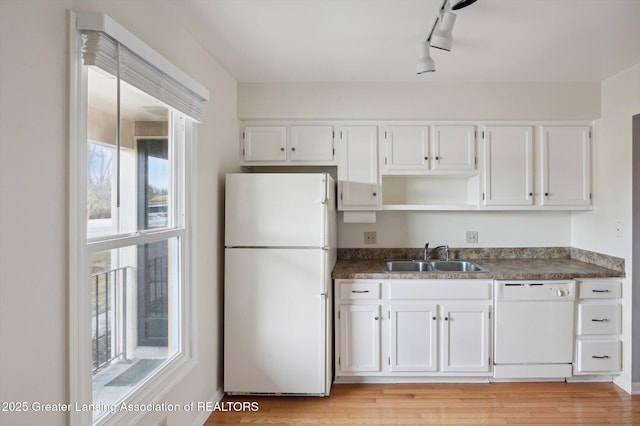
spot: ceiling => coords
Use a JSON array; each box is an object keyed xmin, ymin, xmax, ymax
[{"xmin": 161, "ymin": 0, "xmax": 640, "ymax": 83}]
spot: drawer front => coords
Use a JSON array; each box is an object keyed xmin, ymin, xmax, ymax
[
  {"xmin": 389, "ymin": 280, "xmax": 492, "ymax": 300},
  {"xmin": 576, "ymin": 340, "xmax": 621, "ymax": 373},
  {"xmin": 578, "ymin": 304, "xmax": 621, "ymax": 335},
  {"xmin": 339, "ymin": 282, "xmax": 381, "ymax": 300},
  {"xmin": 579, "ymin": 280, "xmax": 621, "ymax": 299}
]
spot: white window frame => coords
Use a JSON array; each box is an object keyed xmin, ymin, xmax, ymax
[{"xmin": 68, "ymin": 11, "xmax": 197, "ymax": 426}]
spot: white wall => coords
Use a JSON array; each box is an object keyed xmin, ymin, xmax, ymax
[
  {"xmin": 571, "ymin": 63, "xmax": 640, "ymax": 389},
  {"xmin": 0, "ymin": 1, "xmax": 239, "ymax": 425},
  {"xmin": 239, "ymin": 81, "xmax": 600, "ymax": 248}
]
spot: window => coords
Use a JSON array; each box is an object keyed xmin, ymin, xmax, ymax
[{"xmin": 70, "ymin": 12, "xmax": 208, "ymax": 425}]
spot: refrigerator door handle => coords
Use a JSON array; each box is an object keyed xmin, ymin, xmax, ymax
[{"xmin": 321, "ymin": 176, "xmax": 328, "ymax": 204}]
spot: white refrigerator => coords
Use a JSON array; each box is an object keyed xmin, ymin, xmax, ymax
[{"xmin": 224, "ymin": 173, "xmax": 336, "ymax": 395}]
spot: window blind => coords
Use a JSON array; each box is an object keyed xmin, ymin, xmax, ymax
[{"xmin": 81, "ymin": 31, "xmax": 206, "ymax": 122}]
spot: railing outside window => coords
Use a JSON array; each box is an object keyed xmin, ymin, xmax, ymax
[{"xmin": 92, "ymin": 266, "xmax": 129, "ymax": 372}]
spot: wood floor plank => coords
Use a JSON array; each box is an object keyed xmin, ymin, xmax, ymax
[{"xmin": 204, "ymin": 383, "xmax": 640, "ymax": 425}]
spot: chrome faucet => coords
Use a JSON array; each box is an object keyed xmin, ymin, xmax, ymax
[
  {"xmin": 428, "ymin": 245, "xmax": 450, "ymax": 261},
  {"xmin": 423, "ymin": 242, "xmax": 429, "ymax": 260}
]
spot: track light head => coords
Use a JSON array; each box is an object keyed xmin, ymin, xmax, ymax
[
  {"xmin": 430, "ymin": 11, "xmax": 456, "ymax": 52},
  {"xmin": 416, "ymin": 42, "xmax": 436, "ymax": 74}
]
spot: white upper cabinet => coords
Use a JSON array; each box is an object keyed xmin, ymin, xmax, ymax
[
  {"xmin": 241, "ymin": 124, "xmax": 335, "ymax": 165},
  {"xmin": 381, "ymin": 124, "xmax": 476, "ymax": 174},
  {"xmin": 483, "ymin": 126, "xmax": 534, "ymax": 206},
  {"xmin": 540, "ymin": 126, "xmax": 591, "ymax": 207},
  {"xmin": 289, "ymin": 125, "xmax": 335, "ymax": 162},
  {"xmin": 336, "ymin": 125, "xmax": 381, "ymax": 210},
  {"xmin": 242, "ymin": 125, "xmax": 287, "ymax": 162},
  {"xmin": 382, "ymin": 126, "xmax": 430, "ymax": 172},
  {"xmin": 431, "ymin": 125, "xmax": 477, "ymax": 171}
]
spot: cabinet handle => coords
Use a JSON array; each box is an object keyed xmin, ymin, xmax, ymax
[
  {"xmin": 280, "ymin": 147, "xmax": 285, "ymax": 152},
  {"xmin": 291, "ymin": 147, "xmax": 296, "ymax": 151},
  {"xmin": 424, "ymin": 156, "xmax": 429, "ymax": 160},
  {"xmin": 372, "ymin": 192, "xmax": 377, "ymax": 197},
  {"xmin": 444, "ymin": 317, "xmax": 449, "ymax": 321},
  {"xmin": 435, "ymin": 156, "xmax": 440, "ymax": 160},
  {"xmin": 432, "ymin": 316, "xmax": 437, "ymax": 320},
  {"xmin": 351, "ymin": 290, "xmax": 370, "ymax": 293},
  {"xmin": 592, "ymin": 355, "xmax": 610, "ymax": 359},
  {"xmin": 545, "ymin": 192, "xmax": 550, "ymax": 197},
  {"xmin": 529, "ymin": 192, "xmax": 533, "ymax": 197},
  {"xmin": 374, "ymin": 316, "xmax": 380, "ymax": 321},
  {"xmin": 591, "ymin": 318, "xmax": 609, "ymax": 322},
  {"xmin": 592, "ymin": 289, "xmax": 610, "ymax": 293}
]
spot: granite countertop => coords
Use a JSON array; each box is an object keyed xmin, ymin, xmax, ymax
[{"xmin": 332, "ymin": 257, "xmax": 624, "ymax": 281}]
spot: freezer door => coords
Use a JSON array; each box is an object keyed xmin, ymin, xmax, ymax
[
  {"xmin": 224, "ymin": 248, "xmax": 328, "ymax": 395},
  {"xmin": 225, "ymin": 173, "xmax": 328, "ymax": 247}
]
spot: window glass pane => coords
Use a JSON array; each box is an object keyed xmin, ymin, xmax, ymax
[
  {"xmin": 86, "ymin": 68, "xmax": 171, "ymax": 238},
  {"xmin": 90, "ymin": 237, "xmax": 180, "ymax": 422}
]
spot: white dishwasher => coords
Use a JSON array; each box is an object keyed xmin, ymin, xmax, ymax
[{"xmin": 494, "ymin": 280, "xmax": 576, "ymax": 379}]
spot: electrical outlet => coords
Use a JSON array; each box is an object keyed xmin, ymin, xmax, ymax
[
  {"xmin": 616, "ymin": 222, "xmax": 623, "ymax": 238},
  {"xmin": 364, "ymin": 231, "xmax": 377, "ymax": 244},
  {"xmin": 466, "ymin": 231, "xmax": 478, "ymax": 244}
]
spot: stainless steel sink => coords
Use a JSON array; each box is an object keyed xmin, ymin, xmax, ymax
[
  {"xmin": 383, "ymin": 260, "xmax": 435, "ymax": 272},
  {"xmin": 384, "ymin": 259, "xmax": 486, "ymax": 273},
  {"xmin": 430, "ymin": 260, "xmax": 486, "ymax": 272}
]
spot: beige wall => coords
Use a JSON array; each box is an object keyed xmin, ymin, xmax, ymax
[
  {"xmin": 0, "ymin": 1, "xmax": 239, "ymax": 425},
  {"xmin": 238, "ymin": 81, "xmax": 601, "ymax": 120}
]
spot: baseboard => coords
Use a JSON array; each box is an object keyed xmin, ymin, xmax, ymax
[
  {"xmin": 191, "ymin": 387, "xmax": 224, "ymax": 426},
  {"xmin": 613, "ymin": 374, "xmax": 632, "ymax": 394},
  {"xmin": 631, "ymin": 382, "xmax": 640, "ymax": 395}
]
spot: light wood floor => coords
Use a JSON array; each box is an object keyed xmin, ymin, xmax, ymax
[{"xmin": 205, "ymin": 382, "xmax": 640, "ymax": 425}]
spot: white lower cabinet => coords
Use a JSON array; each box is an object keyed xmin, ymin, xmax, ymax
[
  {"xmin": 574, "ymin": 279, "xmax": 622, "ymax": 375},
  {"xmin": 335, "ymin": 279, "xmax": 492, "ymax": 379}
]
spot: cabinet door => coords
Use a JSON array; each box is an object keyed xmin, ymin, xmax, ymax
[
  {"xmin": 337, "ymin": 304, "xmax": 381, "ymax": 373},
  {"xmin": 336, "ymin": 126, "xmax": 380, "ymax": 210},
  {"xmin": 383, "ymin": 126, "xmax": 430, "ymax": 172},
  {"xmin": 483, "ymin": 126, "xmax": 534, "ymax": 206},
  {"xmin": 441, "ymin": 303, "xmax": 491, "ymax": 373},
  {"xmin": 389, "ymin": 303, "xmax": 438, "ymax": 372},
  {"xmin": 289, "ymin": 125, "xmax": 335, "ymax": 162},
  {"xmin": 242, "ymin": 125, "xmax": 287, "ymax": 162},
  {"xmin": 541, "ymin": 126, "xmax": 591, "ymax": 207},
  {"xmin": 431, "ymin": 125, "xmax": 476, "ymax": 171}
]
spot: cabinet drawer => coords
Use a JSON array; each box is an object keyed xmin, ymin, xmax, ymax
[
  {"xmin": 339, "ymin": 282, "xmax": 381, "ymax": 300},
  {"xmin": 579, "ymin": 281, "xmax": 621, "ymax": 299},
  {"xmin": 576, "ymin": 340, "xmax": 621, "ymax": 373},
  {"xmin": 578, "ymin": 304, "xmax": 621, "ymax": 335},
  {"xmin": 389, "ymin": 280, "xmax": 491, "ymax": 300}
]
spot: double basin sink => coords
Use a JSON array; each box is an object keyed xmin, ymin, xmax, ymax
[{"xmin": 384, "ymin": 259, "xmax": 487, "ymax": 273}]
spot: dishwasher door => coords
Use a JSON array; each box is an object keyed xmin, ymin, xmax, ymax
[{"xmin": 494, "ymin": 281, "xmax": 576, "ymax": 365}]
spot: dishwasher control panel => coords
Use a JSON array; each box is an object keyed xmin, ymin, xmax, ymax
[{"xmin": 496, "ymin": 280, "xmax": 576, "ymax": 301}]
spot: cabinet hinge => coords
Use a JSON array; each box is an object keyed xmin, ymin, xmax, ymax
[
  {"xmin": 384, "ymin": 131, "xmax": 387, "ymax": 139},
  {"xmin": 388, "ymin": 310, "xmax": 390, "ymax": 320},
  {"xmin": 488, "ymin": 311, "xmax": 491, "ymax": 319},
  {"xmin": 338, "ymin": 310, "xmax": 341, "ymax": 320},
  {"xmin": 489, "ymin": 356, "xmax": 491, "ymax": 365},
  {"xmin": 482, "ymin": 192, "xmax": 485, "ymax": 201},
  {"xmin": 333, "ymin": 147, "xmax": 335, "ymax": 156},
  {"xmin": 333, "ymin": 130, "xmax": 335, "ymax": 139},
  {"xmin": 340, "ymin": 130, "xmax": 343, "ymax": 139},
  {"xmin": 338, "ymin": 357, "xmax": 341, "ymax": 366},
  {"xmin": 384, "ymin": 157, "xmax": 387, "ymax": 165},
  {"xmin": 242, "ymin": 131, "xmax": 245, "ymax": 140},
  {"xmin": 482, "ymin": 131, "xmax": 485, "ymax": 139},
  {"xmin": 589, "ymin": 130, "xmax": 592, "ymax": 139},
  {"xmin": 388, "ymin": 356, "xmax": 391, "ymax": 365},
  {"xmin": 475, "ymin": 157, "xmax": 478, "ymax": 166},
  {"xmin": 242, "ymin": 148, "xmax": 245, "ymax": 158},
  {"xmin": 340, "ymin": 192, "xmax": 343, "ymax": 201},
  {"xmin": 590, "ymin": 193, "xmax": 592, "ymax": 200}
]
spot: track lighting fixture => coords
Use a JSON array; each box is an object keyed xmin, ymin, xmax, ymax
[
  {"xmin": 416, "ymin": 42, "xmax": 436, "ymax": 74},
  {"xmin": 416, "ymin": 0, "xmax": 478, "ymax": 74}
]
